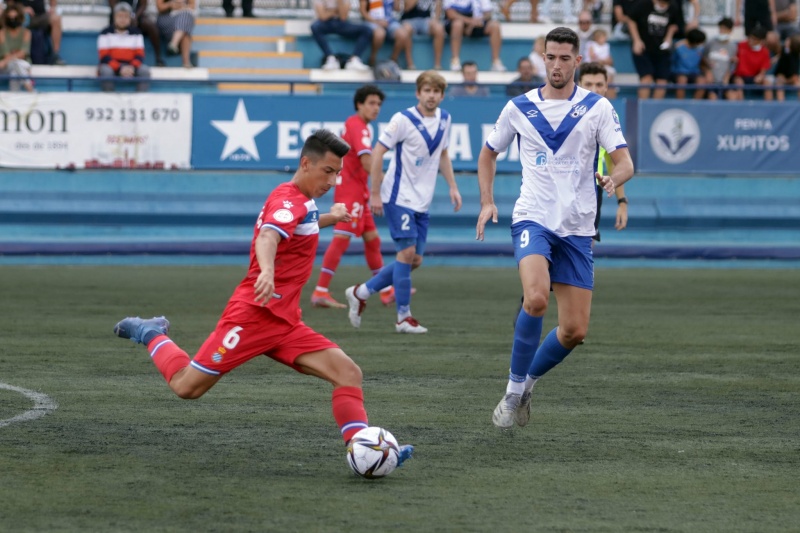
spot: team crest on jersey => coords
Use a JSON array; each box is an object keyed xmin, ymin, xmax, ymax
[
  {"xmin": 416, "ymin": 123, "xmax": 425, "ymax": 132},
  {"xmin": 283, "ymin": 200, "xmax": 293, "ymax": 209},
  {"xmin": 273, "ymin": 209, "xmax": 294, "ymax": 223},
  {"xmin": 212, "ymin": 353, "xmax": 223, "ymax": 363},
  {"xmin": 570, "ymin": 105, "xmax": 588, "ymax": 118}
]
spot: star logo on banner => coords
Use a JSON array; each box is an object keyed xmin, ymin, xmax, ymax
[{"xmin": 211, "ymin": 99, "xmax": 271, "ymax": 161}]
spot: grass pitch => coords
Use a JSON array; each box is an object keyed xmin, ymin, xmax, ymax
[{"xmin": 0, "ymin": 265, "xmax": 798, "ymax": 532}]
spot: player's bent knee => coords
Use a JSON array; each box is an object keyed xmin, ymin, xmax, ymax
[
  {"xmin": 412, "ymin": 255, "xmax": 423, "ymax": 269},
  {"xmin": 522, "ymin": 292, "xmax": 548, "ymax": 316},
  {"xmin": 559, "ymin": 326, "xmax": 588, "ymax": 348}
]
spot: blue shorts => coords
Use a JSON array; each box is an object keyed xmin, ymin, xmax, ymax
[
  {"xmin": 383, "ymin": 203, "xmax": 429, "ymax": 255},
  {"xmin": 511, "ymin": 221, "xmax": 594, "ymax": 290}
]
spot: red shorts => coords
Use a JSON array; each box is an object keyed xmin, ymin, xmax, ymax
[
  {"xmin": 191, "ymin": 300, "xmax": 339, "ymax": 376},
  {"xmin": 333, "ymin": 190, "xmax": 376, "ymax": 238}
]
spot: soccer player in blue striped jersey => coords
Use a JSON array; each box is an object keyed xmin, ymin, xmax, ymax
[
  {"xmin": 476, "ymin": 27, "xmax": 635, "ymax": 429},
  {"xmin": 345, "ymin": 70, "xmax": 462, "ymax": 334}
]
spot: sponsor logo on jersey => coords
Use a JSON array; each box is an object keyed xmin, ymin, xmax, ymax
[
  {"xmin": 273, "ymin": 209, "xmax": 294, "ymax": 223},
  {"xmin": 535, "ymin": 152, "xmax": 547, "ymax": 166},
  {"xmin": 612, "ymin": 109, "xmax": 620, "ymax": 125},
  {"xmin": 283, "ymin": 200, "xmax": 293, "ymax": 209},
  {"xmin": 649, "ymin": 109, "xmax": 700, "ymax": 164}
]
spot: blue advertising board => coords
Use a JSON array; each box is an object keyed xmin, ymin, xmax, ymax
[
  {"xmin": 191, "ymin": 94, "xmax": 628, "ymax": 173},
  {"xmin": 637, "ymin": 100, "xmax": 800, "ymax": 174}
]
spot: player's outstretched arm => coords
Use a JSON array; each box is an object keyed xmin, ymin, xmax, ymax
[
  {"xmin": 369, "ymin": 143, "xmax": 389, "ymax": 217},
  {"xmin": 476, "ymin": 145, "xmax": 499, "ymax": 241},
  {"xmin": 319, "ymin": 202, "xmax": 352, "ymax": 228},
  {"xmin": 253, "ymin": 228, "xmax": 281, "ymax": 306},
  {"xmin": 438, "ymin": 149, "xmax": 462, "ymax": 212}
]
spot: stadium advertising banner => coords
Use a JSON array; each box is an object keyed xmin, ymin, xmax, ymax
[
  {"xmin": 637, "ymin": 100, "xmax": 799, "ymax": 174},
  {"xmin": 191, "ymin": 94, "xmax": 628, "ymax": 172},
  {"xmin": 0, "ymin": 93, "xmax": 192, "ymax": 169}
]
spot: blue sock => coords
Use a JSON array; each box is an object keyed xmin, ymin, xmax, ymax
[
  {"xmin": 510, "ymin": 308, "xmax": 543, "ymax": 378},
  {"xmin": 364, "ymin": 263, "xmax": 394, "ymax": 295},
  {"xmin": 528, "ymin": 327, "xmax": 573, "ymax": 378},
  {"xmin": 392, "ymin": 261, "xmax": 412, "ymax": 313}
]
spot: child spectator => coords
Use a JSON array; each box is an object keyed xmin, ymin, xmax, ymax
[
  {"xmin": 443, "ymin": 0, "xmax": 505, "ymax": 72},
  {"xmin": 98, "ymin": 2, "xmax": 151, "ymax": 92},
  {"xmin": 0, "ymin": 4, "xmax": 34, "ymax": 91},
  {"xmin": 586, "ymin": 28, "xmax": 617, "ymax": 97},
  {"xmin": 774, "ymin": 33, "xmax": 800, "ymax": 101},
  {"xmin": 311, "ymin": 0, "xmax": 372, "ymax": 71},
  {"xmin": 702, "ymin": 17, "xmax": 737, "ymax": 100},
  {"xmin": 400, "ymin": 0, "xmax": 445, "ymax": 71},
  {"xmin": 109, "ymin": 0, "xmax": 164, "ymax": 67},
  {"xmin": 731, "ymin": 26, "xmax": 773, "ymax": 100},
  {"xmin": 360, "ymin": 0, "xmax": 412, "ymax": 68},
  {"xmin": 156, "ymin": 0, "xmax": 196, "ymax": 68},
  {"xmin": 671, "ymin": 27, "xmax": 706, "ymax": 99}
]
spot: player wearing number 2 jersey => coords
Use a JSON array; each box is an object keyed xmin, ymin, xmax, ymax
[
  {"xmin": 345, "ymin": 70, "xmax": 462, "ymax": 334},
  {"xmin": 476, "ymin": 27, "xmax": 634, "ymax": 429},
  {"xmin": 112, "ymin": 129, "xmax": 414, "ymax": 470}
]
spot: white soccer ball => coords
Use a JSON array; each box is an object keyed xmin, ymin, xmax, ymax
[{"xmin": 346, "ymin": 426, "xmax": 400, "ymax": 479}]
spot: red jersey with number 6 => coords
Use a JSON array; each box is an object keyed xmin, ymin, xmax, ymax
[
  {"xmin": 337, "ymin": 114, "xmax": 373, "ymax": 202},
  {"xmin": 229, "ymin": 182, "xmax": 319, "ymax": 325}
]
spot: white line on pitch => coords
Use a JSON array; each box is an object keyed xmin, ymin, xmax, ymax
[{"xmin": 0, "ymin": 382, "xmax": 58, "ymax": 428}]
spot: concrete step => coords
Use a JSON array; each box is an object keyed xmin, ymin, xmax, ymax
[
  {"xmin": 194, "ymin": 17, "xmax": 288, "ymax": 38},
  {"xmin": 216, "ymin": 82, "xmax": 321, "ymax": 94},
  {"xmin": 197, "ymin": 50, "xmax": 303, "ymax": 69},
  {"xmin": 193, "ymin": 35, "xmax": 295, "ymax": 53},
  {"xmin": 207, "ymin": 67, "xmax": 311, "ymax": 81}
]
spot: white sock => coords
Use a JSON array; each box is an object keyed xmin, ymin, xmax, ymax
[
  {"xmin": 524, "ymin": 375, "xmax": 539, "ymax": 393},
  {"xmin": 355, "ymin": 284, "xmax": 370, "ymax": 300},
  {"xmin": 397, "ymin": 309, "xmax": 411, "ymax": 322},
  {"xmin": 506, "ymin": 380, "xmax": 525, "ymax": 396}
]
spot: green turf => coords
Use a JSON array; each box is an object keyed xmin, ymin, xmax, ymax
[{"xmin": 0, "ymin": 265, "xmax": 798, "ymax": 532}]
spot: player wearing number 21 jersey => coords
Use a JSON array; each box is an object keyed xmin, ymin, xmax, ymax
[
  {"xmin": 112, "ymin": 130, "xmax": 414, "ymax": 471},
  {"xmin": 476, "ymin": 27, "xmax": 634, "ymax": 430}
]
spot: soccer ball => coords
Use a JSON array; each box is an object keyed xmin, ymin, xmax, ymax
[{"xmin": 346, "ymin": 426, "xmax": 400, "ymax": 479}]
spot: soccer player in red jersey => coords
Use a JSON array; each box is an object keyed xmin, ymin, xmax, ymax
[
  {"xmin": 311, "ymin": 85, "xmax": 399, "ymax": 309},
  {"xmin": 113, "ymin": 129, "xmax": 414, "ymax": 469}
]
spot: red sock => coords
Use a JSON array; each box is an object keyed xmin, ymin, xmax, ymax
[
  {"xmin": 147, "ymin": 335, "xmax": 190, "ymax": 383},
  {"xmin": 332, "ymin": 386, "xmax": 368, "ymax": 443},
  {"xmin": 364, "ymin": 237, "xmax": 384, "ymax": 274},
  {"xmin": 317, "ymin": 236, "xmax": 350, "ymax": 290}
]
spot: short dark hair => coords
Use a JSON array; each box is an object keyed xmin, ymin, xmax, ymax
[
  {"xmin": 578, "ymin": 62, "xmax": 608, "ymax": 82},
  {"xmin": 718, "ymin": 17, "xmax": 734, "ymax": 29},
  {"xmin": 301, "ymin": 129, "xmax": 350, "ymax": 160},
  {"xmin": 353, "ymin": 84, "xmax": 385, "ymax": 110},
  {"xmin": 749, "ymin": 25, "xmax": 768, "ymax": 40},
  {"xmin": 461, "ymin": 60, "xmax": 478, "ymax": 71},
  {"xmin": 517, "ymin": 56, "xmax": 532, "ymax": 68},
  {"xmin": 545, "ymin": 26, "xmax": 580, "ymax": 54},
  {"xmin": 687, "ymin": 28, "xmax": 706, "ymax": 45}
]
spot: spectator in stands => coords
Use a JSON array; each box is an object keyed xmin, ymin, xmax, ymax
[
  {"xmin": 730, "ymin": 25, "xmax": 773, "ymax": 100},
  {"xmin": 576, "ymin": 10, "xmax": 595, "ymax": 57},
  {"xmin": 506, "ymin": 56, "xmax": 543, "ymax": 96},
  {"xmin": 0, "ymin": 4, "xmax": 34, "ymax": 91},
  {"xmin": 400, "ymin": 0, "xmax": 445, "ymax": 70},
  {"xmin": 312, "ymin": 0, "xmax": 372, "ymax": 71},
  {"xmin": 16, "ymin": 0, "xmax": 65, "ymax": 64},
  {"xmin": 98, "ymin": 2, "xmax": 151, "ymax": 92},
  {"xmin": 109, "ymin": 0, "xmax": 164, "ymax": 66},
  {"xmin": 443, "ymin": 0, "xmax": 506, "ymax": 72},
  {"xmin": 774, "ymin": 0, "xmax": 798, "ymax": 40},
  {"xmin": 611, "ymin": 0, "xmax": 637, "ymax": 41},
  {"xmin": 360, "ymin": 0, "xmax": 412, "ymax": 67},
  {"xmin": 671, "ymin": 27, "xmax": 705, "ymax": 99},
  {"xmin": 222, "ymin": 0, "xmax": 254, "ymax": 18},
  {"xmin": 449, "ymin": 60, "xmax": 490, "ymax": 96},
  {"xmin": 626, "ymin": 0, "xmax": 681, "ymax": 99},
  {"xmin": 773, "ymin": 33, "xmax": 800, "ymax": 100},
  {"xmin": 735, "ymin": 0, "xmax": 776, "ymax": 38},
  {"xmin": 528, "ymin": 35, "xmax": 546, "ymax": 78},
  {"xmin": 702, "ymin": 17, "xmax": 737, "ymax": 100},
  {"xmin": 674, "ymin": 0, "xmax": 701, "ymax": 39},
  {"xmin": 501, "ymin": 0, "xmax": 586, "ymax": 23},
  {"xmin": 586, "ymin": 27, "xmax": 616, "ymax": 96},
  {"xmin": 156, "ymin": 0, "xmax": 195, "ymax": 68}
]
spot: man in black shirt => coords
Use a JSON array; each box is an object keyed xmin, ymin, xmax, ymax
[{"xmin": 626, "ymin": 0, "xmax": 680, "ymax": 99}]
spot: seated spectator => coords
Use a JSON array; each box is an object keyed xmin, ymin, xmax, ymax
[
  {"xmin": 576, "ymin": 10, "xmax": 594, "ymax": 57},
  {"xmin": 702, "ymin": 17, "xmax": 737, "ymax": 100},
  {"xmin": 449, "ymin": 60, "xmax": 490, "ymax": 97},
  {"xmin": 627, "ymin": 0, "xmax": 681, "ymax": 99},
  {"xmin": 155, "ymin": 0, "xmax": 195, "ymax": 68},
  {"xmin": 730, "ymin": 26, "xmax": 772, "ymax": 100},
  {"xmin": 16, "ymin": 0, "xmax": 65, "ymax": 65},
  {"xmin": 400, "ymin": 0, "xmax": 445, "ymax": 70},
  {"xmin": 774, "ymin": 34, "xmax": 800, "ymax": 101},
  {"xmin": 0, "ymin": 4, "xmax": 34, "ymax": 91},
  {"xmin": 109, "ymin": 0, "xmax": 164, "ymax": 66},
  {"xmin": 506, "ymin": 56, "xmax": 543, "ymax": 96},
  {"xmin": 98, "ymin": 2, "xmax": 150, "ymax": 92},
  {"xmin": 311, "ymin": 0, "xmax": 372, "ymax": 71},
  {"xmin": 528, "ymin": 35, "xmax": 546, "ymax": 78},
  {"xmin": 360, "ymin": 0, "xmax": 412, "ymax": 67},
  {"xmin": 443, "ymin": 0, "xmax": 506, "ymax": 72},
  {"xmin": 586, "ymin": 28, "xmax": 616, "ymax": 96},
  {"xmin": 671, "ymin": 27, "xmax": 705, "ymax": 99}
]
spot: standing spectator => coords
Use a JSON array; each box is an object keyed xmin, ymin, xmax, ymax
[
  {"xmin": 506, "ymin": 56, "xmax": 544, "ymax": 96},
  {"xmin": 311, "ymin": 0, "xmax": 372, "ymax": 71},
  {"xmin": 0, "ymin": 4, "xmax": 34, "ymax": 91},
  {"xmin": 735, "ymin": 0, "xmax": 777, "ymax": 37},
  {"xmin": 702, "ymin": 16, "xmax": 737, "ymax": 99},
  {"xmin": 98, "ymin": 2, "xmax": 151, "ymax": 92},
  {"xmin": 449, "ymin": 60, "xmax": 491, "ymax": 96},
  {"xmin": 674, "ymin": 0, "xmax": 701, "ymax": 38},
  {"xmin": 586, "ymin": 27, "xmax": 616, "ymax": 96},
  {"xmin": 222, "ymin": 0, "xmax": 254, "ymax": 18},
  {"xmin": 360, "ymin": 0, "xmax": 412, "ymax": 67},
  {"xmin": 109, "ymin": 0, "xmax": 164, "ymax": 67},
  {"xmin": 730, "ymin": 26, "xmax": 773, "ymax": 100},
  {"xmin": 627, "ymin": 0, "xmax": 681, "ymax": 99},
  {"xmin": 16, "ymin": 0, "xmax": 65, "ymax": 64},
  {"xmin": 400, "ymin": 0, "xmax": 445, "ymax": 70},
  {"xmin": 774, "ymin": 0, "xmax": 798, "ymax": 40},
  {"xmin": 671, "ymin": 27, "xmax": 705, "ymax": 98},
  {"xmin": 156, "ymin": 0, "xmax": 195, "ymax": 68},
  {"xmin": 443, "ymin": 0, "xmax": 506, "ymax": 72},
  {"xmin": 611, "ymin": 0, "xmax": 638, "ymax": 40},
  {"xmin": 773, "ymin": 33, "xmax": 800, "ymax": 100}
]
